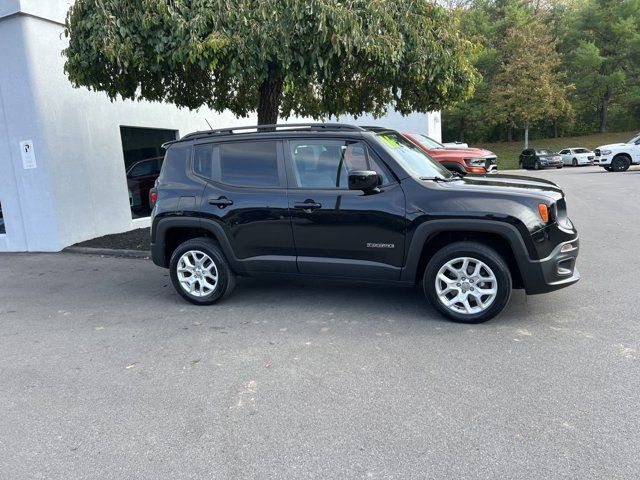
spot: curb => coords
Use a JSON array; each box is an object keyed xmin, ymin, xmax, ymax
[{"xmin": 63, "ymin": 246, "xmax": 151, "ymax": 259}]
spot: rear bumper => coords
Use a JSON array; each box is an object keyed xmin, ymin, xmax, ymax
[{"xmin": 522, "ymin": 238, "xmax": 580, "ymax": 294}]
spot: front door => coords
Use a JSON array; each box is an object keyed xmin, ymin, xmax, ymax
[{"xmin": 284, "ymin": 138, "xmax": 406, "ymax": 280}]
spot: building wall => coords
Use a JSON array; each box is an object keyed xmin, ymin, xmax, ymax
[
  {"xmin": 0, "ymin": 14, "xmax": 54, "ymax": 252},
  {"xmin": 0, "ymin": 8, "xmax": 251, "ymax": 252},
  {"xmin": 0, "ymin": 1, "xmax": 441, "ymax": 252},
  {"xmin": 332, "ymin": 111, "xmax": 442, "ymax": 142}
]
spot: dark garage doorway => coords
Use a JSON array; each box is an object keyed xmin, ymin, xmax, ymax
[{"xmin": 120, "ymin": 126, "xmax": 179, "ymax": 218}]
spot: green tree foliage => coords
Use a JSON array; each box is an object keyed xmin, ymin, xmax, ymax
[
  {"xmin": 490, "ymin": 23, "xmax": 572, "ymax": 147},
  {"xmin": 443, "ymin": 0, "xmax": 536, "ymax": 142},
  {"xmin": 561, "ymin": 0, "xmax": 640, "ymax": 132},
  {"xmin": 63, "ymin": 0, "xmax": 478, "ymax": 125},
  {"xmin": 443, "ymin": 0, "xmax": 640, "ymax": 143}
]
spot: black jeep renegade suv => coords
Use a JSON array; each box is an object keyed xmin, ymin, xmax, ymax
[{"xmin": 150, "ymin": 124, "xmax": 580, "ymax": 323}]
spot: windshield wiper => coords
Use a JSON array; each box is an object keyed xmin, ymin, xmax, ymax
[{"xmin": 419, "ymin": 176, "xmax": 457, "ymax": 182}]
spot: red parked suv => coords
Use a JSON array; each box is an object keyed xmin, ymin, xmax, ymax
[{"xmin": 403, "ymin": 133, "xmax": 498, "ymax": 175}]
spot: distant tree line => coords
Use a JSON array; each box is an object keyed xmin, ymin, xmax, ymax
[{"xmin": 443, "ymin": 0, "xmax": 640, "ymax": 143}]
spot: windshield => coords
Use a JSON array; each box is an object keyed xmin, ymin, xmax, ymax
[
  {"xmin": 626, "ymin": 133, "xmax": 640, "ymax": 144},
  {"xmin": 376, "ymin": 132, "xmax": 453, "ymax": 180},
  {"xmin": 535, "ymin": 148, "xmax": 554, "ymax": 155},
  {"xmin": 413, "ymin": 134, "xmax": 445, "ymax": 149}
]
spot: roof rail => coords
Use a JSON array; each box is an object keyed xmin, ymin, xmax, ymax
[
  {"xmin": 359, "ymin": 125, "xmax": 394, "ymax": 132},
  {"xmin": 180, "ymin": 123, "xmax": 365, "ymax": 141}
]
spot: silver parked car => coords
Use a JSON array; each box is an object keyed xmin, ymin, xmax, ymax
[{"xmin": 559, "ymin": 148, "xmax": 595, "ymax": 167}]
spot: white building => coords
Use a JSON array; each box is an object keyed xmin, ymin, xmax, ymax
[{"xmin": 0, "ymin": 0, "xmax": 441, "ymax": 252}]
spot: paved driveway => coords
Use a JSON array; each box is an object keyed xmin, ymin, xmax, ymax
[{"xmin": 1, "ymin": 166, "xmax": 639, "ymax": 479}]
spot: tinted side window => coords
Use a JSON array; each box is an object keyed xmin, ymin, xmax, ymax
[
  {"xmin": 289, "ymin": 139, "xmax": 391, "ymax": 188},
  {"xmin": 193, "ymin": 144, "xmax": 213, "ymax": 178},
  {"xmin": 158, "ymin": 144, "xmax": 190, "ymax": 182},
  {"xmin": 219, "ymin": 141, "xmax": 279, "ymax": 187}
]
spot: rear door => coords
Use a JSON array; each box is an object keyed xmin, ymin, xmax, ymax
[
  {"xmin": 195, "ymin": 140, "xmax": 296, "ymax": 273},
  {"xmin": 284, "ymin": 137, "xmax": 406, "ymax": 280}
]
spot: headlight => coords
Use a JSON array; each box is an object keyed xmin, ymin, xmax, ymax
[
  {"xmin": 464, "ymin": 157, "xmax": 486, "ymax": 167},
  {"xmin": 601, "ymin": 149, "xmax": 612, "ymax": 155}
]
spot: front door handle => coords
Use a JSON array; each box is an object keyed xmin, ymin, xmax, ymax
[
  {"xmin": 208, "ymin": 197, "xmax": 233, "ymax": 207},
  {"xmin": 294, "ymin": 201, "xmax": 322, "ymax": 211}
]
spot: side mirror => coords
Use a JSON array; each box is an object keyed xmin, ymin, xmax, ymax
[{"xmin": 348, "ymin": 170, "xmax": 381, "ymax": 191}]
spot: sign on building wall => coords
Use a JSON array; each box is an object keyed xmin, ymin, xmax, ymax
[{"xmin": 19, "ymin": 140, "xmax": 36, "ymax": 169}]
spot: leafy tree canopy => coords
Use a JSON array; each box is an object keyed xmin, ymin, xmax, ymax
[
  {"xmin": 64, "ymin": 0, "xmax": 479, "ymax": 124},
  {"xmin": 490, "ymin": 22, "xmax": 572, "ymax": 147}
]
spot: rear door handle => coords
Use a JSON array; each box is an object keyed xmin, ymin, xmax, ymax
[
  {"xmin": 208, "ymin": 197, "xmax": 233, "ymax": 207},
  {"xmin": 294, "ymin": 201, "xmax": 322, "ymax": 210}
]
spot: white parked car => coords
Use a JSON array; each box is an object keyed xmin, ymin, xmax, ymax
[
  {"xmin": 558, "ymin": 148, "xmax": 595, "ymax": 167},
  {"xmin": 594, "ymin": 133, "xmax": 640, "ymax": 172}
]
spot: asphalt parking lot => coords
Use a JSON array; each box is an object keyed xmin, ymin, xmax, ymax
[{"xmin": 1, "ymin": 166, "xmax": 639, "ymax": 479}]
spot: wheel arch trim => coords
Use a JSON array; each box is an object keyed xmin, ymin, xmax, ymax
[
  {"xmin": 401, "ymin": 219, "xmax": 532, "ymax": 283},
  {"xmin": 152, "ymin": 217, "xmax": 242, "ymax": 270}
]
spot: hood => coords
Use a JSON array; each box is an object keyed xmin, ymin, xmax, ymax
[
  {"xmin": 433, "ymin": 147, "xmax": 494, "ymax": 157},
  {"xmin": 597, "ymin": 143, "xmax": 628, "ymax": 149},
  {"xmin": 440, "ymin": 173, "xmax": 564, "ymax": 202}
]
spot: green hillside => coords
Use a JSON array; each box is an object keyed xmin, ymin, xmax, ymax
[{"xmin": 468, "ymin": 131, "xmax": 639, "ymax": 170}]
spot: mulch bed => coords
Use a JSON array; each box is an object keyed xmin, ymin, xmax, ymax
[{"xmin": 74, "ymin": 227, "xmax": 151, "ymax": 251}]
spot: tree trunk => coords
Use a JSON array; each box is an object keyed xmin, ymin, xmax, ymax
[
  {"xmin": 524, "ymin": 124, "xmax": 529, "ymax": 149},
  {"xmin": 553, "ymin": 121, "xmax": 559, "ymax": 138},
  {"xmin": 599, "ymin": 90, "xmax": 610, "ymax": 133},
  {"xmin": 257, "ymin": 71, "xmax": 284, "ymax": 127},
  {"xmin": 459, "ymin": 118, "xmax": 465, "ymax": 143},
  {"xmin": 507, "ymin": 126, "xmax": 513, "ymax": 142}
]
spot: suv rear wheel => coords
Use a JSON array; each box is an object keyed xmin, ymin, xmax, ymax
[
  {"xmin": 169, "ymin": 238, "xmax": 236, "ymax": 305},
  {"xmin": 423, "ymin": 242, "xmax": 512, "ymax": 323}
]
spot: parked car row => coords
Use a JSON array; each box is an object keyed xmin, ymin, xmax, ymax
[
  {"xmin": 516, "ymin": 132, "xmax": 640, "ymax": 172},
  {"xmin": 518, "ymin": 146, "xmax": 597, "ymax": 170}
]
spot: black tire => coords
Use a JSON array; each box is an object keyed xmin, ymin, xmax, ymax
[
  {"xmin": 611, "ymin": 155, "xmax": 631, "ymax": 172},
  {"xmin": 572, "ymin": 158, "xmax": 578, "ymax": 167},
  {"xmin": 533, "ymin": 160, "xmax": 541, "ymax": 170},
  {"xmin": 423, "ymin": 242, "xmax": 512, "ymax": 323},
  {"xmin": 556, "ymin": 165, "xmax": 563, "ymax": 169},
  {"xmin": 169, "ymin": 237, "xmax": 236, "ymax": 305},
  {"xmin": 603, "ymin": 166, "xmax": 612, "ymax": 172}
]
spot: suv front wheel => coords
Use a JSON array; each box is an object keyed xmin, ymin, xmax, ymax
[
  {"xmin": 169, "ymin": 238, "xmax": 236, "ymax": 305},
  {"xmin": 423, "ymin": 242, "xmax": 512, "ymax": 323}
]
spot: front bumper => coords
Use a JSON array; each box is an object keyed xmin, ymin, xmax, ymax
[
  {"xmin": 594, "ymin": 156, "xmax": 611, "ymax": 165},
  {"xmin": 541, "ymin": 160, "xmax": 563, "ymax": 168},
  {"xmin": 521, "ymin": 237, "xmax": 580, "ymax": 294}
]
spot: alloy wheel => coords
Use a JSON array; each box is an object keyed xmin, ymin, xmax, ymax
[
  {"xmin": 176, "ymin": 250, "xmax": 219, "ymax": 297},
  {"xmin": 435, "ymin": 257, "xmax": 498, "ymax": 315}
]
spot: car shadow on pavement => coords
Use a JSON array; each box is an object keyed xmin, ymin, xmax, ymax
[{"xmin": 177, "ymin": 275, "xmax": 534, "ymax": 328}]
